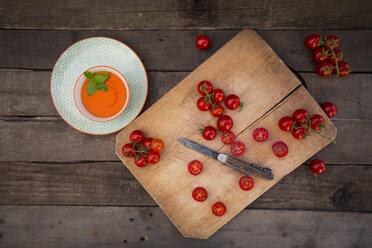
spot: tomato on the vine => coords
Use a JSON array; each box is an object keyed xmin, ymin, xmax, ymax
[
  {"xmin": 142, "ymin": 137, "xmax": 153, "ymax": 148},
  {"xmin": 291, "ymin": 126, "xmax": 308, "ymax": 140},
  {"xmin": 272, "ymin": 141, "xmax": 288, "ymax": 157},
  {"xmin": 221, "ymin": 131, "xmax": 235, "ymax": 145},
  {"xmin": 310, "ymin": 114, "xmax": 325, "ymax": 130},
  {"xmin": 188, "ymin": 160, "xmax": 203, "ymax": 175},
  {"xmin": 309, "ymin": 159, "xmax": 326, "ymax": 174},
  {"xmin": 197, "ymin": 80, "xmax": 213, "ymax": 95},
  {"xmin": 239, "ymin": 176, "xmax": 254, "ymax": 191},
  {"xmin": 134, "ymin": 157, "xmax": 148, "ymax": 167},
  {"xmin": 327, "ymin": 48, "xmax": 343, "ymax": 64},
  {"xmin": 122, "ymin": 143, "xmax": 135, "ymax": 157},
  {"xmin": 279, "ymin": 116, "xmax": 295, "ymax": 132},
  {"xmin": 192, "ymin": 187, "xmax": 208, "ymax": 202},
  {"xmin": 312, "ymin": 48, "xmax": 329, "ymax": 63},
  {"xmin": 293, "ymin": 109, "xmax": 310, "ymax": 124},
  {"xmin": 224, "ymin": 94, "xmax": 242, "ymax": 111},
  {"xmin": 130, "ymin": 130, "xmax": 145, "ymax": 144},
  {"xmin": 217, "ymin": 115, "xmax": 233, "ymax": 131},
  {"xmin": 230, "ymin": 141, "xmax": 245, "ymax": 156},
  {"xmin": 213, "ymin": 88, "xmax": 225, "ymax": 103},
  {"xmin": 210, "ymin": 103, "xmax": 224, "ymax": 117},
  {"xmin": 200, "ymin": 126, "xmax": 217, "ymax": 140},
  {"xmin": 212, "ymin": 202, "xmax": 226, "ymax": 217},
  {"xmin": 321, "ymin": 102, "xmax": 337, "ymax": 118},
  {"xmin": 334, "ymin": 62, "xmax": 351, "ymax": 77},
  {"xmin": 324, "ymin": 35, "xmax": 339, "ymax": 49},
  {"xmin": 147, "ymin": 150, "xmax": 160, "ymax": 164},
  {"xmin": 252, "ymin": 127, "xmax": 269, "ymax": 142},
  {"xmin": 317, "ymin": 61, "xmax": 334, "ymax": 77},
  {"xmin": 195, "ymin": 35, "xmax": 211, "ymax": 50},
  {"xmin": 197, "ymin": 96, "xmax": 212, "ymax": 111},
  {"xmin": 304, "ymin": 34, "xmax": 321, "ymax": 50},
  {"xmin": 151, "ymin": 138, "xmax": 164, "ymax": 152}
]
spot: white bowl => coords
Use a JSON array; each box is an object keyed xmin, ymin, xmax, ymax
[{"xmin": 74, "ymin": 65, "xmax": 130, "ymax": 122}]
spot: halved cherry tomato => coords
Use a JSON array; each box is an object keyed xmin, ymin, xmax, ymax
[
  {"xmin": 309, "ymin": 159, "xmax": 326, "ymax": 174},
  {"xmin": 312, "ymin": 47, "xmax": 329, "ymax": 63},
  {"xmin": 304, "ymin": 34, "xmax": 321, "ymax": 50},
  {"xmin": 293, "ymin": 109, "xmax": 310, "ymax": 124},
  {"xmin": 279, "ymin": 116, "xmax": 295, "ymax": 132},
  {"xmin": 210, "ymin": 103, "xmax": 224, "ymax": 117},
  {"xmin": 327, "ymin": 48, "xmax": 343, "ymax": 64},
  {"xmin": 147, "ymin": 150, "xmax": 160, "ymax": 164},
  {"xmin": 310, "ymin": 114, "xmax": 325, "ymax": 130},
  {"xmin": 195, "ymin": 35, "xmax": 211, "ymax": 50},
  {"xmin": 252, "ymin": 127, "xmax": 269, "ymax": 142},
  {"xmin": 324, "ymin": 35, "xmax": 339, "ymax": 49},
  {"xmin": 130, "ymin": 130, "xmax": 145, "ymax": 144},
  {"xmin": 321, "ymin": 102, "xmax": 337, "ymax": 118},
  {"xmin": 221, "ymin": 131, "xmax": 235, "ymax": 145},
  {"xmin": 217, "ymin": 115, "xmax": 233, "ymax": 132},
  {"xmin": 197, "ymin": 96, "xmax": 212, "ymax": 111},
  {"xmin": 188, "ymin": 160, "xmax": 203, "ymax": 175},
  {"xmin": 212, "ymin": 202, "xmax": 226, "ymax": 217},
  {"xmin": 239, "ymin": 176, "xmax": 254, "ymax": 191},
  {"xmin": 151, "ymin": 138, "xmax": 164, "ymax": 152},
  {"xmin": 230, "ymin": 141, "xmax": 245, "ymax": 156},
  {"xmin": 197, "ymin": 80, "xmax": 213, "ymax": 96},
  {"xmin": 122, "ymin": 143, "xmax": 135, "ymax": 157},
  {"xmin": 142, "ymin": 137, "xmax": 153, "ymax": 148},
  {"xmin": 200, "ymin": 126, "xmax": 217, "ymax": 140},
  {"xmin": 334, "ymin": 62, "xmax": 351, "ymax": 77},
  {"xmin": 224, "ymin": 94, "xmax": 242, "ymax": 111},
  {"xmin": 291, "ymin": 127, "xmax": 308, "ymax": 140},
  {"xmin": 272, "ymin": 141, "xmax": 288, "ymax": 157},
  {"xmin": 317, "ymin": 61, "xmax": 334, "ymax": 77},
  {"xmin": 134, "ymin": 157, "xmax": 148, "ymax": 167},
  {"xmin": 192, "ymin": 187, "xmax": 208, "ymax": 202},
  {"xmin": 213, "ymin": 88, "xmax": 225, "ymax": 103}
]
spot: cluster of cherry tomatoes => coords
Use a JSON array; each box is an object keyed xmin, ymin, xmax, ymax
[
  {"xmin": 121, "ymin": 130, "xmax": 164, "ymax": 167},
  {"xmin": 305, "ymin": 34, "xmax": 350, "ymax": 77}
]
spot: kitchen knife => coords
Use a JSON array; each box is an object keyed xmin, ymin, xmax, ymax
[{"xmin": 178, "ymin": 138, "xmax": 274, "ymax": 180}]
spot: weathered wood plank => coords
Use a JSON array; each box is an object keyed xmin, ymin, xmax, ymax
[
  {"xmin": 1, "ymin": 71, "xmax": 371, "ymax": 120},
  {"xmin": 1, "ymin": 0, "xmax": 371, "ymax": 30},
  {"xmin": 0, "ymin": 162, "xmax": 371, "ymax": 212},
  {"xmin": 0, "ymin": 206, "xmax": 370, "ymax": 247},
  {"xmin": 0, "ymin": 30, "xmax": 371, "ymax": 72}
]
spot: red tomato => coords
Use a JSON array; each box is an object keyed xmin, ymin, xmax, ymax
[
  {"xmin": 195, "ymin": 34, "xmax": 211, "ymax": 50},
  {"xmin": 292, "ymin": 109, "xmax": 310, "ymax": 124},
  {"xmin": 310, "ymin": 114, "xmax": 325, "ymax": 130},
  {"xmin": 327, "ymin": 48, "xmax": 343, "ymax": 64},
  {"xmin": 230, "ymin": 141, "xmax": 245, "ymax": 156},
  {"xmin": 197, "ymin": 80, "xmax": 213, "ymax": 96},
  {"xmin": 147, "ymin": 150, "xmax": 160, "ymax": 164},
  {"xmin": 224, "ymin": 94, "xmax": 242, "ymax": 111},
  {"xmin": 197, "ymin": 96, "xmax": 212, "ymax": 111},
  {"xmin": 210, "ymin": 103, "xmax": 224, "ymax": 117},
  {"xmin": 200, "ymin": 126, "xmax": 217, "ymax": 141},
  {"xmin": 312, "ymin": 48, "xmax": 329, "ymax": 63},
  {"xmin": 213, "ymin": 88, "xmax": 225, "ymax": 103},
  {"xmin": 217, "ymin": 115, "xmax": 233, "ymax": 132},
  {"xmin": 291, "ymin": 127, "xmax": 307, "ymax": 139},
  {"xmin": 134, "ymin": 157, "xmax": 148, "ymax": 167},
  {"xmin": 151, "ymin": 138, "xmax": 164, "ymax": 152},
  {"xmin": 317, "ymin": 61, "xmax": 334, "ymax": 77},
  {"xmin": 221, "ymin": 131, "xmax": 235, "ymax": 145},
  {"xmin": 272, "ymin": 141, "xmax": 288, "ymax": 157},
  {"xmin": 304, "ymin": 34, "xmax": 321, "ymax": 50},
  {"xmin": 321, "ymin": 102, "xmax": 337, "ymax": 118},
  {"xmin": 334, "ymin": 62, "xmax": 351, "ymax": 77},
  {"xmin": 239, "ymin": 176, "xmax": 254, "ymax": 191},
  {"xmin": 122, "ymin": 143, "xmax": 135, "ymax": 157},
  {"xmin": 324, "ymin": 35, "xmax": 339, "ymax": 49},
  {"xmin": 212, "ymin": 202, "xmax": 226, "ymax": 217},
  {"xmin": 142, "ymin": 137, "xmax": 153, "ymax": 148},
  {"xmin": 252, "ymin": 127, "xmax": 269, "ymax": 142},
  {"xmin": 309, "ymin": 159, "xmax": 326, "ymax": 174},
  {"xmin": 192, "ymin": 187, "xmax": 208, "ymax": 202},
  {"xmin": 279, "ymin": 116, "xmax": 295, "ymax": 132},
  {"xmin": 130, "ymin": 130, "xmax": 145, "ymax": 144},
  {"xmin": 188, "ymin": 160, "xmax": 203, "ymax": 175}
]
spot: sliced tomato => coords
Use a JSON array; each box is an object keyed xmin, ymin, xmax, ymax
[
  {"xmin": 192, "ymin": 187, "xmax": 208, "ymax": 202},
  {"xmin": 188, "ymin": 160, "xmax": 203, "ymax": 175},
  {"xmin": 221, "ymin": 131, "xmax": 235, "ymax": 145},
  {"xmin": 252, "ymin": 127, "xmax": 269, "ymax": 142},
  {"xmin": 212, "ymin": 202, "xmax": 226, "ymax": 217},
  {"xmin": 272, "ymin": 141, "xmax": 289, "ymax": 158},
  {"xmin": 239, "ymin": 176, "xmax": 254, "ymax": 191},
  {"xmin": 230, "ymin": 141, "xmax": 245, "ymax": 156}
]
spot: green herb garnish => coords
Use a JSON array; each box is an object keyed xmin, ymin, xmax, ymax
[{"xmin": 84, "ymin": 71, "xmax": 110, "ymax": 96}]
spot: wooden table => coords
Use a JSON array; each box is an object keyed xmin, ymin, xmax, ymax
[{"xmin": 0, "ymin": 1, "xmax": 371, "ymax": 247}]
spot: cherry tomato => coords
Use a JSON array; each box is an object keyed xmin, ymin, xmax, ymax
[
  {"xmin": 309, "ymin": 159, "xmax": 326, "ymax": 174},
  {"xmin": 310, "ymin": 114, "xmax": 325, "ymax": 130},
  {"xmin": 304, "ymin": 34, "xmax": 321, "ymax": 50},
  {"xmin": 200, "ymin": 126, "xmax": 217, "ymax": 140},
  {"xmin": 130, "ymin": 130, "xmax": 145, "ymax": 144},
  {"xmin": 272, "ymin": 141, "xmax": 288, "ymax": 157},
  {"xmin": 327, "ymin": 48, "xmax": 343, "ymax": 64},
  {"xmin": 324, "ymin": 35, "xmax": 339, "ymax": 49},
  {"xmin": 210, "ymin": 103, "xmax": 224, "ymax": 117},
  {"xmin": 142, "ymin": 137, "xmax": 153, "ymax": 148},
  {"xmin": 212, "ymin": 202, "xmax": 226, "ymax": 217},
  {"xmin": 147, "ymin": 150, "xmax": 160, "ymax": 164},
  {"xmin": 291, "ymin": 127, "xmax": 308, "ymax": 140},
  {"xmin": 293, "ymin": 109, "xmax": 310, "ymax": 124},
  {"xmin": 217, "ymin": 115, "xmax": 233, "ymax": 132},
  {"xmin": 252, "ymin": 127, "xmax": 269, "ymax": 142},
  {"xmin": 134, "ymin": 157, "xmax": 148, "ymax": 167},
  {"xmin": 279, "ymin": 116, "xmax": 295, "ymax": 132},
  {"xmin": 224, "ymin": 94, "xmax": 242, "ymax": 111},
  {"xmin": 195, "ymin": 34, "xmax": 211, "ymax": 50},
  {"xmin": 230, "ymin": 141, "xmax": 245, "ymax": 156},
  {"xmin": 221, "ymin": 131, "xmax": 235, "ymax": 145},
  {"xmin": 312, "ymin": 48, "xmax": 329, "ymax": 63},
  {"xmin": 197, "ymin": 96, "xmax": 212, "ymax": 111},
  {"xmin": 197, "ymin": 80, "xmax": 213, "ymax": 96},
  {"xmin": 188, "ymin": 160, "xmax": 203, "ymax": 175},
  {"xmin": 334, "ymin": 62, "xmax": 351, "ymax": 77},
  {"xmin": 122, "ymin": 143, "xmax": 135, "ymax": 157},
  {"xmin": 151, "ymin": 138, "xmax": 164, "ymax": 152},
  {"xmin": 321, "ymin": 102, "xmax": 337, "ymax": 118},
  {"xmin": 213, "ymin": 88, "xmax": 225, "ymax": 103},
  {"xmin": 317, "ymin": 61, "xmax": 334, "ymax": 77},
  {"xmin": 239, "ymin": 175, "xmax": 254, "ymax": 191},
  {"xmin": 192, "ymin": 187, "xmax": 208, "ymax": 202}
]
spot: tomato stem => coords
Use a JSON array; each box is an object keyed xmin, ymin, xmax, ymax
[
  {"xmin": 291, "ymin": 116, "xmax": 336, "ymax": 143},
  {"xmin": 201, "ymin": 83, "xmax": 216, "ymax": 109},
  {"xmin": 324, "ymin": 37, "xmax": 340, "ymax": 76}
]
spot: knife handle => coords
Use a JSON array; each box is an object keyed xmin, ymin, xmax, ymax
[{"xmin": 223, "ymin": 155, "xmax": 274, "ymax": 180}]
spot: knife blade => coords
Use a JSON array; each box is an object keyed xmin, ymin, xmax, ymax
[{"xmin": 178, "ymin": 138, "xmax": 274, "ymax": 180}]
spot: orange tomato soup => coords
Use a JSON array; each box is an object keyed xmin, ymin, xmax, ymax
[{"xmin": 81, "ymin": 71, "xmax": 127, "ymax": 118}]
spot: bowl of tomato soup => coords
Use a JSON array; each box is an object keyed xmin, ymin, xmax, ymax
[{"xmin": 74, "ymin": 66, "xmax": 130, "ymax": 122}]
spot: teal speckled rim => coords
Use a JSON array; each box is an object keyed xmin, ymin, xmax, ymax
[{"xmin": 50, "ymin": 37, "xmax": 148, "ymax": 135}]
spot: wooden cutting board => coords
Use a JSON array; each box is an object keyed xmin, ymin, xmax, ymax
[{"xmin": 115, "ymin": 30, "xmax": 337, "ymax": 239}]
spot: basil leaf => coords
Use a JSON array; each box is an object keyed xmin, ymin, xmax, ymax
[
  {"xmin": 95, "ymin": 73, "xmax": 110, "ymax": 84},
  {"xmin": 86, "ymin": 80, "xmax": 97, "ymax": 95},
  {"xmin": 84, "ymin": 71, "xmax": 94, "ymax": 79},
  {"xmin": 97, "ymin": 83, "xmax": 108, "ymax": 91}
]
